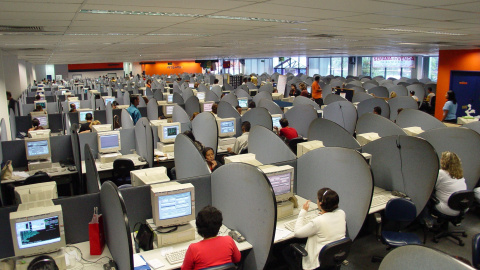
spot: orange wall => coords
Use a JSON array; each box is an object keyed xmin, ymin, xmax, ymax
[
  {"xmin": 436, "ymin": 49, "xmax": 480, "ymax": 119},
  {"xmin": 143, "ymin": 61, "xmax": 202, "ymax": 75}
]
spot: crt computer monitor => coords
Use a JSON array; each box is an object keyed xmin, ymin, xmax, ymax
[
  {"xmin": 97, "ymin": 131, "xmax": 121, "ymax": 154},
  {"xmin": 78, "ymin": 110, "xmax": 93, "ymax": 123},
  {"xmin": 31, "ymin": 114, "xmax": 49, "ymax": 129},
  {"xmin": 28, "ymin": 129, "xmax": 51, "ymax": 139},
  {"xmin": 201, "ymin": 101, "xmax": 214, "ymax": 112},
  {"xmin": 68, "ymin": 100, "xmax": 80, "ymax": 110},
  {"xmin": 163, "ymin": 105, "xmax": 175, "ymax": 117},
  {"xmin": 216, "ymin": 118, "xmax": 236, "ymax": 138},
  {"xmin": 158, "ymin": 122, "xmax": 181, "ymax": 143},
  {"xmin": 238, "ymin": 98, "xmax": 248, "ymax": 108},
  {"xmin": 92, "ymin": 124, "xmax": 112, "ymax": 133},
  {"xmin": 10, "ymin": 205, "xmax": 66, "ymax": 257},
  {"xmin": 103, "ymin": 96, "xmax": 115, "ymax": 106},
  {"xmin": 196, "ymin": 92, "xmax": 205, "ymax": 100},
  {"xmin": 25, "ymin": 137, "xmax": 51, "ymax": 161},
  {"xmin": 271, "ymin": 114, "xmax": 282, "ymax": 129},
  {"xmin": 34, "ymin": 100, "xmax": 47, "ymax": 109},
  {"xmin": 307, "ymin": 86, "xmax": 312, "ymax": 93},
  {"xmin": 189, "ymin": 83, "xmax": 195, "ymax": 88},
  {"xmin": 151, "ymin": 182, "xmax": 195, "ymax": 227},
  {"xmin": 263, "ymin": 165, "xmax": 294, "ymax": 202},
  {"xmin": 166, "ymin": 94, "xmax": 173, "ymax": 103}
]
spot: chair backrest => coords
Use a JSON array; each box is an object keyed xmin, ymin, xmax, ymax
[
  {"xmin": 318, "ymin": 237, "xmax": 352, "ymax": 268},
  {"xmin": 447, "ymin": 190, "xmax": 475, "ymax": 212},
  {"xmin": 112, "ymin": 158, "xmax": 135, "ymax": 181},
  {"xmin": 473, "ymin": 233, "xmax": 480, "ymax": 269},
  {"xmin": 288, "ymin": 137, "xmax": 307, "ymax": 154},
  {"xmin": 200, "ymin": 262, "xmax": 237, "ymax": 270},
  {"xmin": 385, "ymin": 198, "xmax": 417, "ymax": 223},
  {"xmin": 24, "ymin": 172, "xmax": 52, "ymax": 185}
]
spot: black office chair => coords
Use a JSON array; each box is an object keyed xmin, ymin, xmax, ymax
[
  {"xmin": 290, "ymin": 237, "xmax": 352, "ymax": 270},
  {"xmin": 200, "ymin": 263, "xmax": 237, "ymax": 270},
  {"xmin": 429, "ymin": 96, "xmax": 436, "ymax": 115},
  {"xmin": 472, "ymin": 233, "xmax": 480, "ymax": 269},
  {"xmin": 288, "ymin": 137, "xmax": 307, "ymax": 155},
  {"xmin": 112, "ymin": 159, "xmax": 135, "ymax": 186},
  {"xmin": 24, "ymin": 171, "xmax": 52, "ymax": 185},
  {"xmin": 431, "ymin": 190, "xmax": 475, "ymax": 246}
]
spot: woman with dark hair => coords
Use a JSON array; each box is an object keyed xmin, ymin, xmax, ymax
[
  {"xmin": 203, "ymin": 147, "xmax": 222, "ymax": 172},
  {"xmin": 289, "ymin": 84, "xmax": 301, "ymax": 97},
  {"xmin": 289, "ymin": 188, "xmax": 346, "ymax": 270},
  {"xmin": 442, "ymin": 90, "xmax": 458, "ymax": 123},
  {"xmin": 146, "ymin": 79, "xmax": 152, "ymax": 88},
  {"xmin": 182, "ymin": 206, "xmax": 241, "ymax": 270}
]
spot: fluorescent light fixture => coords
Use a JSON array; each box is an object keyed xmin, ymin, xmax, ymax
[
  {"xmin": 398, "ymin": 42, "xmax": 421, "ymax": 45},
  {"xmin": 371, "ymin": 28, "xmax": 467, "ymax": 36}
]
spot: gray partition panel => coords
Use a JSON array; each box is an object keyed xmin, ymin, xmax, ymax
[
  {"xmin": 182, "ymin": 88, "xmax": 194, "ymax": 101},
  {"xmin": 121, "ymin": 108, "xmax": 134, "ymax": 129},
  {"xmin": 198, "ymin": 84, "xmax": 208, "ymax": 92},
  {"xmin": 15, "ymin": 115, "xmax": 31, "ymax": 134},
  {"xmin": 285, "ymin": 104, "xmax": 317, "ymax": 137},
  {"xmin": 221, "ymin": 93, "xmax": 239, "ymax": 107},
  {"xmin": 362, "ymin": 136, "xmax": 438, "ymax": 215},
  {"xmin": 123, "ymin": 92, "xmax": 130, "ymax": 106},
  {"xmin": 47, "ymin": 102, "xmax": 59, "ymax": 114},
  {"xmin": 297, "ymin": 147, "xmax": 372, "ymax": 240},
  {"xmin": 176, "ymin": 175, "xmax": 212, "ymax": 215},
  {"xmin": 22, "ymin": 104, "xmax": 34, "ymax": 115},
  {"xmin": 407, "ymin": 84, "xmax": 426, "ymax": 102},
  {"xmin": 308, "ymin": 118, "xmax": 361, "ymax": 149},
  {"xmin": 258, "ymin": 99, "xmax": 284, "ymax": 116},
  {"xmin": 172, "ymin": 104, "xmax": 190, "ymax": 123},
  {"xmin": 106, "ymin": 102, "xmax": 113, "ymax": 125},
  {"xmin": 323, "ymin": 101, "xmax": 357, "ymax": 135},
  {"xmin": 388, "ymin": 96, "xmax": 419, "ymax": 121},
  {"xmin": 100, "ymin": 182, "xmax": 134, "ymax": 270},
  {"xmin": 463, "ymin": 121, "xmax": 480, "ymax": 135},
  {"xmin": 50, "ymin": 135, "xmax": 74, "ymax": 163},
  {"xmin": 96, "ymin": 99, "xmax": 106, "ymax": 110},
  {"xmin": 379, "ymin": 245, "xmax": 473, "ymax": 270},
  {"xmin": 357, "ymin": 98, "xmax": 390, "ymax": 119},
  {"xmin": 185, "ymin": 96, "xmax": 201, "ymax": 118},
  {"xmin": 85, "ymin": 144, "xmax": 100, "ymax": 194},
  {"xmin": 119, "ymin": 185, "xmax": 151, "ymax": 230},
  {"xmin": 147, "ymin": 97, "xmax": 158, "ymax": 120},
  {"xmin": 249, "ymin": 125, "xmax": 295, "ymax": 164},
  {"xmin": 356, "ymin": 113, "xmax": 407, "ymax": 137},
  {"xmin": 253, "ymin": 91, "xmax": 272, "ymax": 106},
  {"xmin": 173, "ymin": 92, "xmax": 184, "ymax": 105},
  {"xmin": 174, "ymin": 134, "xmax": 210, "ymax": 179},
  {"xmin": 120, "ymin": 128, "xmax": 136, "ymax": 155},
  {"xmin": 1, "ymin": 118, "xmax": 7, "ymax": 141},
  {"xmin": 293, "ymin": 96, "xmax": 320, "ymax": 110},
  {"xmin": 235, "ymin": 88, "xmax": 252, "ymax": 100},
  {"xmin": 211, "ymin": 85, "xmax": 222, "ymax": 98},
  {"xmin": 389, "ymin": 85, "xmax": 408, "ymax": 96},
  {"xmin": 217, "ymin": 101, "xmax": 242, "ymax": 137},
  {"xmin": 94, "ymin": 110, "xmax": 107, "ymax": 125},
  {"xmin": 138, "ymin": 107, "xmax": 147, "ymax": 117},
  {"xmin": 1, "ymin": 140, "xmax": 27, "ymax": 169},
  {"xmin": 418, "ymin": 127, "xmax": 480, "ymax": 189},
  {"xmin": 324, "ymin": 93, "xmax": 347, "ymax": 105},
  {"xmin": 396, "ymin": 109, "xmax": 445, "ymax": 131},
  {"xmin": 134, "ymin": 118, "xmax": 154, "ymax": 167},
  {"xmin": 70, "ymin": 127, "xmax": 83, "ymax": 188},
  {"xmin": 211, "ymin": 163, "xmax": 276, "ymax": 270},
  {"xmin": 192, "ymin": 112, "xmax": 218, "ymax": 154},
  {"xmin": 242, "ymin": 107, "xmax": 273, "ymax": 130},
  {"xmin": 205, "ymin": 90, "xmax": 220, "ymax": 102},
  {"xmin": 368, "ymin": 86, "xmax": 389, "ymax": 98},
  {"xmin": 0, "ymin": 205, "xmax": 17, "ymax": 258},
  {"xmin": 352, "ymin": 92, "xmax": 374, "ymax": 103}
]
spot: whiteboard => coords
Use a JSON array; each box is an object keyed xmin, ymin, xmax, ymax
[{"xmin": 277, "ymin": 75, "xmax": 287, "ymax": 95}]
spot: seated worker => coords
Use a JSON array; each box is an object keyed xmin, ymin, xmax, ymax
[
  {"xmin": 425, "ymin": 87, "xmax": 435, "ymax": 105},
  {"xmin": 274, "ymin": 118, "xmax": 298, "ymax": 141},
  {"xmin": 28, "ymin": 118, "xmax": 45, "ymax": 131},
  {"xmin": 373, "ymin": 106, "xmax": 382, "ymax": 115},
  {"xmin": 284, "ymin": 188, "xmax": 346, "ymax": 270},
  {"xmin": 146, "ymin": 79, "xmax": 152, "ymax": 88},
  {"xmin": 69, "ymin": 103, "xmax": 77, "ymax": 113},
  {"xmin": 299, "ymin": 83, "xmax": 310, "ymax": 98},
  {"xmin": 33, "ymin": 105, "xmax": 44, "ymax": 112},
  {"xmin": 203, "ymin": 147, "xmax": 222, "ymax": 172},
  {"xmin": 289, "ymin": 84, "xmax": 301, "ymax": 97},
  {"xmin": 410, "ymin": 91, "xmax": 419, "ymax": 102},
  {"xmin": 247, "ymin": 101, "xmax": 256, "ymax": 111},
  {"xmin": 127, "ymin": 95, "xmax": 141, "ymax": 125},
  {"xmin": 183, "ymin": 130, "xmax": 204, "ymax": 152},
  {"xmin": 79, "ymin": 113, "xmax": 93, "ymax": 133},
  {"xmin": 227, "ymin": 121, "xmax": 250, "ymax": 154},
  {"xmin": 235, "ymin": 105, "xmax": 242, "ymax": 115},
  {"xmin": 213, "ymin": 78, "xmax": 220, "ymax": 86},
  {"xmin": 35, "ymin": 95, "xmax": 42, "ymax": 101},
  {"xmin": 181, "ymin": 206, "xmax": 241, "ymax": 270},
  {"xmin": 211, "ymin": 104, "xmax": 218, "ymax": 116},
  {"xmin": 111, "ymin": 101, "xmax": 119, "ymax": 109}
]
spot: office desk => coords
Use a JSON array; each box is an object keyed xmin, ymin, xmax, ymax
[
  {"xmin": 66, "ymin": 241, "xmax": 113, "ymax": 270},
  {"xmin": 138, "ymin": 220, "xmax": 252, "ymax": 270},
  {"xmin": 368, "ymin": 186, "xmax": 400, "ymax": 214},
  {"xmin": 274, "ymin": 196, "xmax": 318, "ymax": 244},
  {"xmin": 457, "ymin": 117, "xmax": 478, "ymax": 125},
  {"xmin": 2, "ymin": 163, "xmax": 77, "ymax": 184},
  {"xmin": 81, "ymin": 154, "xmax": 148, "ymax": 174}
]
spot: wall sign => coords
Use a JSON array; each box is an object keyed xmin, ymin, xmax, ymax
[{"xmin": 372, "ymin": 56, "xmax": 415, "ymax": 69}]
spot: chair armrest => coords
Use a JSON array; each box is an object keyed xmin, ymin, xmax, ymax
[
  {"xmin": 290, "ymin": 243, "xmax": 308, "ymax": 257},
  {"xmin": 431, "ymin": 195, "xmax": 440, "ymax": 204}
]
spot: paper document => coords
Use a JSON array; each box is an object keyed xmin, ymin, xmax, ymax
[
  {"xmin": 274, "ymin": 228, "xmax": 292, "ymax": 242},
  {"xmin": 133, "ymin": 254, "xmax": 147, "ymax": 267}
]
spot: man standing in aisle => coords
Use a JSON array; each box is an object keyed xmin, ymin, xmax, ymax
[
  {"xmin": 127, "ymin": 95, "xmax": 141, "ymax": 125},
  {"xmin": 311, "ymin": 76, "xmax": 323, "ymax": 106}
]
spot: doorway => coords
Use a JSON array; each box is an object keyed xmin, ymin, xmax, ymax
[{"xmin": 450, "ymin": 71, "xmax": 480, "ymax": 117}]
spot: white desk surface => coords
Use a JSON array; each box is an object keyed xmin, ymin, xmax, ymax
[
  {"xmin": 67, "ymin": 241, "xmax": 113, "ymax": 270},
  {"xmin": 80, "ymin": 154, "xmax": 147, "ymax": 173},
  {"xmin": 154, "ymin": 150, "xmax": 175, "ymax": 161},
  {"xmin": 2, "ymin": 162, "xmax": 77, "ymax": 184},
  {"xmin": 138, "ymin": 220, "xmax": 252, "ymax": 270},
  {"xmin": 368, "ymin": 186, "xmax": 400, "ymax": 214}
]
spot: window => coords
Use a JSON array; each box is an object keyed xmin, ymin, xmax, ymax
[
  {"xmin": 361, "ymin": 57, "xmax": 371, "ymax": 76},
  {"xmin": 428, "ymin": 57, "xmax": 439, "ymax": 82},
  {"xmin": 273, "ymin": 57, "xmax": 307, "ymax": 75},
  {"xmin": 245, "ymin": 59, "xmax": 273, "ymax": 75},
  {"xmin": 331, "ymin": 57, "xmax": 342, "ymax": 76}
]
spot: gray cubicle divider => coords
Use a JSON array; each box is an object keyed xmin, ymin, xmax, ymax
[
  {"xmin": 9, "ymin": 108, "xmax": 16, "ymax": 140},
  {"xmin": 221, "ymin": 93, "xmax": 239, "ymax": 107},
  {"xmin": 293, "ymin": 96, "xmax": 320, "ymax": 110},
  {"xmin": 308, "ymin": 118, "xmax": 361, "ymax": 149},
  {"xmin": 396, "ymin": 109, "xmax": 445, "ymax": 131},
  {"xmin": 96, "ymin": 99, "xmax": 106, "ymax": 110},
  {"xmin": 153, "ymin": 89, "xmax": 163, "ymax": 101},
  {"xmin": 407, "ymin": 84, "xmax": 426, "ymax": 102},
  {"xmin": 388, "ymin": 96, "xmax": 418, "ymax": 121},
  {"xmin": 123, "ymin": 93, "xmax": 130, "ymax": 107},
  {"xmin": 185, "ymin": 96, "xmax": 201, "ymax": 118},
  {"xmin": 356, "ymin": 113, "xmax": 407, "ymax": 137},
  {"xmin": 172, "ymin": 104, "xmax": 190, "ymax": 124},
  {"xmin": 121, "ymin": 108, "xmax": 134, "ymax": 129},
  {"xmin": 253, "ymin": 91, "xmax": 272, "ymax": 106},
  {"xmin": 182, "ymin": 87, "xmax": 194, "ymax": 102},
  {"xmin": 362, "ymin": 136, "xmax": 439, "ymax": 215},
  {"xmin": 248, "ymin": 125, "xmax": 296, "ymax": 164},
  {"xmin": 352, "ymin": 92, "xmax": 374, "ymax": 103},
  {"xmin": 47, "ymin": 102, "xmax": 59, "ymax": 114},
  {"xmin": 235, "ymin": 88, "xmax": 252, "ymax": 100},
  {"xmin": 203, "ymin": 90, "xmax": 219, "ymax": 103},
  {"xmin": 297, "ymin": 147, "xmax": 372, "ymax": 240},
  {"xmin": 389, "ymin": 85, "xmax": 408, "ymax": 96},
  {"xmin": 192, "ymin": 112, "xmax": 218, "ymax": 154},
  {"xmin": 106, "ymin": 102, "xmax": 113, "ymax": 125},
  {"xmin": 258, "ymin": 99, "xmax": 284, "ymax": 116},
  {"xmin": 217, "ymin": 101, "xmax": 242, "ymax": 137},
  {"xmin": 463, "ymin": 121, "xmax": 480, "ymax": 135},
  {"xmin": 94, "ymin": 110, "xmax": 107, "ymax": 126},
  {"xmin": 211, "ymin": 163, "xmax": 276, "ymax": 270},
  {"xmin": 1, "ymin": 118, "xmax": 7, "ymax": 141},
  {"xmin": 418, "ymin": 127, "xmax": 480, "ymax": 190},
  {"xmin": 100, "ymin": 181, "xmax": 134, "ymax": 270},
  {"xmin": 173, "ymin": 92, "xmax": 184, "ymax": 105},
  {"xmin": 85, "ymin": 144, "xmax": 100, "ymax": 194},
  {"xmin": 368, "ymin": 86, "xmax": 389, "ymax": 98},
  {"xmin": 174, "ymin": 134, "xmax": 210, "ymax": 179},
  {"xmin": 134, "ymin": 118, "xmax": 154, "ymax": 168},
  {"xmin": 323, "ymin": 101, "xmax": 357, "ymax": 135},
  {"xmin": 138, "ymin": 96, "xmax": 147, "ymax": 108},
  {"xmin": 379, "ymin": 245, "xmax": 473, "ymax": 270},
  {"xmin": 242, "ymin": 107, "xmax": 273, "ymax": 130},
  {"xmin": 285, "ymin": 104, "xmax": 317, "ymax": 137},
  {"xmin": 146, "ymin": 98, "xmax": 158, "ymax": 120},
  {"xmin": 258, "ymin": 84, "xmax": 273, "ymax": 94},
  {"xmin": 211, "ymin": 85, "xmax": 222, "ymax": 97},
  {"xmin": 197, "ymin": 83, "xmax": 208, "ymax": 92},
  {"xmin": 78, "ymin": 128, "xmax": 136, "ymax": 160},
  {"xmin": 70, "ymin": 125, "xmax": 84, "ymax": 192},
  {"xmin": 324, "ymin": 93, "xmax": 347, "ymax": 105},
  {"xmin": 357, "ymin": 98, "xmax": 390, "ymax": 119}
]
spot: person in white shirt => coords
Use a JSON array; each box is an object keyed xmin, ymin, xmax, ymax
[
  {"xmin": 285, "ymin": 188, "xmax": 346, "ymax": 270},
  {"xmin": 434, "ymin": 151, "xmax": 467, "ymax": 216},
  {"xmin": 410, "ymin": 90, "xmax": 419, "ymax": 102},
  {"xmin": 227, "ymin": 121, "xmax": 250, "ymax": 154}
]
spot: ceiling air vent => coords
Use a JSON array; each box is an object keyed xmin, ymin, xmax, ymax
[{"xmin": 0, "ymin": 25, "xmax": 44, "ymax": 32}]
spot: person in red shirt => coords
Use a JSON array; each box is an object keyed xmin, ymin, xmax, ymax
[
  {"xmin": 275, "ymin": 118, "xmax": 298, "ymax": 141},
  {"xmin": 311, "ymin": 76, "xmax": 323, "ymax": 106},
  {"xmin": 181, "ymin": 206, "xmax": 241, "ymax": 270}
]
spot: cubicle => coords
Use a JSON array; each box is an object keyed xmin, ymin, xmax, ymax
[
  {"xmin": 174, "ymin": 134, "xmax": 210, "ymax": 179},
  {"xmin": 357, "ymin": 98, "xmax": 390, "ymax": 119},
  {"xmin": 293, "ymin": 96, "xmax": 320, "ymax": 110},
  {"xmin": 242, "ymin": 107, "xmax": 273, "ymax": 130},
  {"xmin": 395, "ymin": 109, "xmax": 445, "ymax": 131},
  {"xmin": 356, "ymin": 113, "xmax": 407, "ymax": 137},
  {"xmin": 323, "ymin": 101, "xmax": 357, "ymax": 135},
  {"xmin": 218, "ymin": 101, "xmax": 242, "ymax": 137},
  {"xmin": 78, "ymin": 128, "xmax": 136, "ymax": 161},
  {"xmin": 192, "ymin": 112, "xmax": 219, "ymax": 155},
  {"xmin": 308, "ymin": 118, "xmax": 361, "ymax": 149},
  {"xmin": 284, "ymin": 104, "xmax": 317, "ymax": 137},
  {"xmin": 258, "ymin": 99, "xmax": 284, "ymax": 116},
  {"xmin": 388, "ymin": 96, "xmax": 418, "ymax": 121}
]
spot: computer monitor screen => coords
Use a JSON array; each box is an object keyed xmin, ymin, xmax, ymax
[
  {"xmin": 164, "ymin": 105, "xmax": 174, "ymax": 116},
  {"xmin": 34, "ymin": 115, "xmax": 49, "ymax": 128},
  {"xmin": 189, "ymin": 83, "xmax": 195, "ymax": 88},
  {"xmin": 104, "ymin": 97, "xmax": 115, "ymax": 105},
  {"xmin": 307, "ymin": 86, "xmax": 312, "ymax": 93},
  {"xmin": 68, "ymin": 100, "xmax": 80, "ymax": 110},
  {"xmin": 158, "ymin": 122, "xmax": 181, "ymax": 143},
  {"xmin": 197, "ymin": 92, "xmax": 205, "ymax": 100},
  {"xmin": 36, "ymin": 94, "xmax": 45, "ymax": 100},
  {"xmin": 10, "ymin": 205, "xmax": 66, "ymax": 257},
  {"xmin": 79, "ymin": 110, "xmax": 93, "ymax": 123},
  {"xmin": 97, "ymin": 131, "xmax": 121, "ymax": 153},
  {"xmin": 263, "ymin": 165, "xmax": 294, "ymax": 202},
  {"xmin": 202, "ymin": 102, "xmax": 214, "ymax": 112},
  {"xmin": 216, "ymin": 118, "xmax": 236, "ymax": 138},
  {"xmin": 238, "ymin": 98, "xmax": 248, "ymax": 108},
  {"xmin": 25, "ymin": 138, "xmax": 51, "ymax": 161},
  {"xmin": 34, "ymin": 101, "xmax": 47, "ymax": 109},
  {"xmin": 60, "ymin": 90, "xmax": 67, "ymax": 95},
  {"xmin": 151, "ymin": 183, "xmax": 195, "ymax": 227},
  {"xmin": 167, "ymin": 94, "xmax": 173, "ymax": 103},
  {"xmin": 271, "ymin": 114, "xmax": 282, "ymax": 129}
]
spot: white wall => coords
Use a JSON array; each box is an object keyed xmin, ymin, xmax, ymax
[
  {"xmin": 68, "ymin": 70, "xmax": 124, "ymax": 79},
  {"xmin": 132, "ymin": 62, "xmax": 143, "ymax": 77},
  {"xmin": 54, "ymin": 64, "xmax": 68, "ymax": 80},
  {"xmin": 3, "ymin": 53, "xmax": 21, "ymax": 99},
  {"xmin": 26, "ymin": 61, "xmax": 36, "ymax": 86},
  {"xmin": 0, "ymin": 50, "xmax": 11, "ymax": 141},
  {"xmin": 18, "ymin": 59, "xmax": 28, "ymax": 92},
  {"xmin": 35, "ymin": 65, "xmax": 47, "ymax": 82}
]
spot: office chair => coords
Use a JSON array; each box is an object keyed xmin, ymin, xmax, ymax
[
  {"xmin": 431, "ymin": 190, "xmax": 475, "ymax": 246},
  {"xmin": 429, "ymin": 96, "xmax": 436, "ymax": 115},
  {"xmin": 288, "ymin": 137, "xmax": 307, "ymax": 155},
  {"xmin": 112, "ymin": 158, "xmax": 135, "ymax": 186},
  {"xmin": 290, "ymin": 237, "xmax": 352, "ymax": 270},
  {"xmin": 24, "ymin": 171, "xmax": 52, "ymax": 185},
  {"xmin": 372, "ymin": 198, "xmax": 422, "ymax": 262},
  {"xmin": 201, "ymin": 263, "xmax": 237, "ymax": 270},
  {"xmin": 473, "ymin": 233, "xmax": 480, "ymax": 269},
  {"xmin": 28, "ymin": 255, "xmax": 59, "ymax": 270}
]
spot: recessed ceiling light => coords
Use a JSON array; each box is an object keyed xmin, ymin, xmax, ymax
[{"xmin": 371, "ymin": 28, "xmax": 466, "ymax": 36}]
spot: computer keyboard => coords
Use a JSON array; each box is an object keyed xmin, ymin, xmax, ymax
[
  {"xmin": 165, "ymin": 249, "xmax": 187, "ymax": 265},
  {"xmin": 284, "ymin": 214, "xmax": 317, "ymax": 232},
  {"xmin": 370, "ymin": 194, "xmax": 393, "ymax": 208}
]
